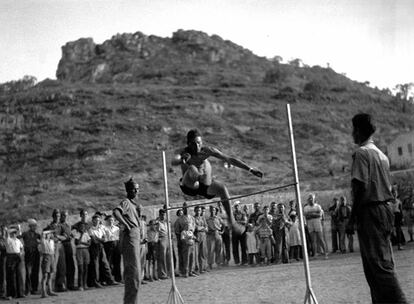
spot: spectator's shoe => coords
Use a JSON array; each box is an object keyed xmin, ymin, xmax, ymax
[
  {"xmin": 94, "ymin": 283, "xmax": 103, "ymax": 288},
  {"xmin": 190, "ymin": 272, "xmax": 199, "ymax": 277},
  {"xmin": 107, "ymin": 281, "xmax": 120, "ymax": 286},
  {"xmin": 159, "ymin": 276, "xmax": 169, "ymax": 280},
  {"xmin": 183, "ymin": 273, "xmax": 189, "ymax": 278},
  {"xmin": 41, "ymin": 293, "xmax": 47, "ymax": 299},
  {"xmin": 47, "ymin": 291, "xmax": 58, "ymax": 296},
  {"xmin": 398, "ymin": 246, "xmax": 404, "ymax": 250},
  {"xmin": 141, "ymin": 281, "xmax": 148, "ymax": 285},
  {"xmin": 32, "ymin": 290, "xmax": 41, "ymax": 295},
  {"xmin": 78, "ymin": 287, "xmax": 84, "ymax": 291}
]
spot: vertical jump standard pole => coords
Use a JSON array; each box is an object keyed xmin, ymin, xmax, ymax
[
  {"xmin": 286, "ymin": 104, "xmax": 319, "ymax": 304},
  {"xmin": 162, "ymin": 151, "xmax": 184, "ymax": 304}
]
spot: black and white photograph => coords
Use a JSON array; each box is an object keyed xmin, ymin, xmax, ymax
[{"xmin": 0, "ymin": 0, "xmax": 413, "ymax": 303}]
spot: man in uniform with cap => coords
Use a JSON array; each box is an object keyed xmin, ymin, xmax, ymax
[{"xmin": 113, "ymin": 178, "xmax": 142, "ymax": 304}]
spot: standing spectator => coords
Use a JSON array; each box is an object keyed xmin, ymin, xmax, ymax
[
  {"xmin": 269, "ymin": 202, "xmax": 277, "ymax": 217},
  {"xmin": 288, "ymin": 211, "xmax": 302, "ymax": 261},
  {"xmin": 256, "ymin": 209, "xmax": 274, "ymax": 265},
  {"xmin": 328, "ymin": 197, "xmax": 340, "ymax": 253},
  {"xmin": 72, "ymin": 209, "xmax": 91, "ymax": 233},
  {"xmin": 146, "ymin": 220, "xmax": 158, "ymax": 281},
  {"xmin": 39, "ymin": 230, "xmax": 58, "ymax": 298},
  {"xmin": 138, "ymin": 211, "xmax": 147, "ymax": 284},
  {"xmin": 193, "ymin": 206, "xmax": 208, "ymax": 274},
  {"xmin": 113, "ymin": 177, "xmax": 142, "ymax": 304},
  {"xmin": 303, "ymin": 194, "xmax": 328, "ymax": 259},
  {"xmin": 272, "ymin": 203, "xmax": 291, "ymax": 264},
  {"xmin": 232, "ymin": 201, "xmax": 248, "ymax": 265},
  {"xmin": 43, "ymin": 209, "xmax": 66, "ymax": 291},
  {"xmin": 248, "ymin": 202, "xmax": 262, "ymax": 226},
  {"xmin": 73, "ymin": 223, "xmax": 91, "ymax": 291},
  {"xmin": 206, "ymin": 206, "xmax": 223, "ymax": 269},
  {"xmin": 4, "ymin": 226, "xmax": 24, "ymax": 300},
  {"xmin": 402, "ymin": 188, "xmax": 414, "ymax": 242},
  {"xmin": 287, "ymin": 200, "xmax": 297, "ymax": 217},
  {"xmin": 88, "ymin": 214, "xmax": 117, "ymax": 288},
  {"xmin": 173, "ymin": 209, "xmax": 184, "ymax": 276},
  {"xmin": 180, "ymin": 223, "xmax": 197, "ymax": 277},
  {"xmin": 220, "ymin": 213, "xmax": 231, "ymax": 266},
  {"xmin": 349, "ymin": 113, "xmax": 407, "ymax": 303},
  {"xmin": 391, "ymin": 188, "xmax": 405, "ymax": 250},
  {"xmin": 60, "ymin": 210, "xmax": 75, "ymax": 290},
  {"xmin": 0, "ymin": 226, "xmax": 6, "ymax": 299},
  {"xmin": 336, "ymin": 196, "xmax": 352, "ymax": 253},
  {"xmin": 245, "ymin": 223, "xmax": 258, "ymax": 266},
  {"xmin": 175, "ymin": 203, "xmax": 195, "ymax": 276},
  {"xmin": 156, "ymin": 209, "xmax": 170, "ymax": 280},
  {"xmin": 103, "ymin": 214, "xmax": 122, "ymax": 283},
  {"xmin": 21, "ymin": 219, "xmax": 41, "ymax": 296}
]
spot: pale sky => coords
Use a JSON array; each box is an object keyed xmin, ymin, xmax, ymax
[{"xmin": 1, "ymin": 0, "xmax": 413, "ymax": 89}]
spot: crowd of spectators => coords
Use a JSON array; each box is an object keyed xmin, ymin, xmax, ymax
[{"xmin": 0, "ymin": 187, "xmax": 413, "ymax": 301}]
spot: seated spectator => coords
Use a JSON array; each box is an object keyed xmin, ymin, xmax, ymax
[
  {"xmin": 39, "ymin": 230, "xmax": 58, "ymax": 298},
  {"xmin": 21, "ymin": 219, "xmax": 41, "ymax": 296}
]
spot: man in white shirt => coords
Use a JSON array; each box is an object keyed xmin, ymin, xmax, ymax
[
  {"xmin": 103, "ymin": 215, "xmax": 122, "ymax": 282},
  {"xmin": 4, "ymin": 227, "xmax": 24, "ymax": 299},
  {"xmin": 303, "ymin": 194, "xmax": 328, "ymax": 259}
]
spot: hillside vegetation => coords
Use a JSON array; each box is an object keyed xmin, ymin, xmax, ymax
[{"xmin": 0, "ymin": 29, "xmax": 412, "ymax": 223}]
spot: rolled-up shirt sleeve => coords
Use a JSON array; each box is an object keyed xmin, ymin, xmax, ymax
[{"xmin": 351, "ymin": 150, "xmax": 369, "ymax": 184}]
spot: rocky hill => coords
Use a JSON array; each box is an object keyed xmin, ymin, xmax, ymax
[{"xmin": 0, "ymin": 29, "xmax": 413, "ymax": 223}]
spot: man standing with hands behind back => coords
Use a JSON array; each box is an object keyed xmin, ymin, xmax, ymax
[
  {"xmin": 349, "ymin": 113, "xmax": 407, "ymax": 304},
  {"xmin": 113, "ymin": 178, "xmax": 141, "ymax": 304}
]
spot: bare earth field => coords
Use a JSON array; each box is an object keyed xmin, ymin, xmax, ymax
[{"xmin": 14, "ymin": 242, "xmax": 414, "ymax": 304}]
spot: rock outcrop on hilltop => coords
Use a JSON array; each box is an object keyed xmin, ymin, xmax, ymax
[{"xmin": 56, "ymin": 30, "xmax": 268, "ymax": 84}]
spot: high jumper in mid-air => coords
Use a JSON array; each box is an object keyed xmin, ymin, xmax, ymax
[{"xmin": 172, "ymin": 129, "xmax": 263, "ymax": 233}]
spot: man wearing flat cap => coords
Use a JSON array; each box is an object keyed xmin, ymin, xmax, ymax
[{"xmin": 113, "ymin": 178, "xmax": 141, "ymax": 304}]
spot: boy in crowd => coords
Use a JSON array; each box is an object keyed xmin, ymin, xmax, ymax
[
  {"xmin": 146, "ymin": 220, "xmax": 159, "ymax": 281},
  {"xmin": 245, "ymin": 223, "xmax": 258, "ymax": 266},
  {"xmin": 39, "ymin": 230, "xmax": 58, "ymax": 298},
  {"xmin": 180, "ymin": 223, "xmax": 197, "ymax": 277},
  {"xmin": 73, "ymin": 223, "xmax": 91, "ymax": 291},
  {"xmin": 288, "ymin": 211, "xmax": 302, "ymax": 261},
  {"xmin": 256, "ymin": 207, "xmax": 274, "ymax": 265}
]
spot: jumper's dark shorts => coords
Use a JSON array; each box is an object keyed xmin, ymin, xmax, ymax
[{"xmin": 180, "ymin": 182, "xmax": 215, "ymax": 199}]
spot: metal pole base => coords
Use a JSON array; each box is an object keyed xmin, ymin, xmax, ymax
[
  {"xmin": 304, "ymin": 287, "xmax": 319, "ymax": 304},
  {"xmin": 167, "ymin": 285, "xmax": 185, "ymax": 304}
]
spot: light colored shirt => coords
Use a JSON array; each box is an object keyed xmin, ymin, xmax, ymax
[
  {"xmin": 89, "ymin": 225, "xmax": 106, "ymax": 241},
  {"xmin": 351, "ymin": 141, "xmax": 393, "ymax": 204},
  {"xmin": 246, "ymin": 230, "xmax": 258, "ymax": 254},
  {"xmin": 157, "ymin": 219, "xmax": 168, "ymax": 238},
  {"xmin": 206, "ymin": 215, "xmax": 223, "ymax": 233},
  {"xmin": 147, "ymin": 229, "xmax": 159, "ymax": 243},
  {"xmin": 5, "ymin": 237, "xmax": 23, "ymax": 254},
  {"xmin": 181, "ymin": 230, "xmax": 195, "ymax": 245},
  {"xmin": 104, "ymin": 225, "xmax": 120, "ymax": 242},
  {"xmin": 73, "ymin": 231, "xmax": 91, "ymax": 249},
  {"xmin": 114, "ymin": 198, "xmax": 141, "ymax": 229},
  {"xmin": 39, "ymin": 238, "xmax": 54, "ymax": 255},
  {"xmin": 303, "ymin": 204, "xmax": 323, "ymax": 220}
]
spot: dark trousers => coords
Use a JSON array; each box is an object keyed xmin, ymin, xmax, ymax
[
  {"xmin": 357, "ymin": 203, "xmax": 407, "ymax": 304},
  {"xmin": 176, "ymin": 234, "xmax": 185, "ymax": 275},
  {"xmin": 232, "ymin": 232, "xmax": 247, "ymax": 264},
  {"xmin": 104, "ymin": 241, "xmax": 122, "ymax": 282},
  {"xmin": 221, "ymin": 228, "xmax": 231, "ymax": 264},
  {"xmin": 55, "ymin": 242, "xmax": 66, "ymax": 290},
  {"xmin": 24, "ymin": 248, "xmax": 40, "ymax": 294},
  {"xmin": 274, "ymin": 230, "xmax": 289, "ymax": 264},
  {"xmin": 331, "ymin": 223, "xmax": 339, "ymax": 252},
  {"xmin": 0, "ymin": 249, "xmax": 6, "ymax": 296},
  {"xmin": 62, "ymin": 241, "xmax": 76, "ymax": 289},
  {"xmin": 121, "ymin": 228, "xmax": 141, "ymax": 304},
  {"xmin": 6, "ymin": 254, "xmax": 24, "ymax": 298},
  {"xmin": 88, "ymin": 242, "xmax": 114, "ymax": 286},
  {"xmin": 157, "ymin": 237, "xmax": 171, "ymax": 278}
]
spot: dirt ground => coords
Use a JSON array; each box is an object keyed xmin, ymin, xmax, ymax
[{"xmin": 13, "ymin": 242, "xmax": 414, "ymax": 304}]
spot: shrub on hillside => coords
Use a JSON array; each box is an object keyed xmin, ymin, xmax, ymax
[
  {"xmin": 0, "ymin": 75, "xmax": 37, "ymax": 95},
  {"xmin": 304, "ymin": 80, "xmax": 325, "ymax": 95},
  {"xmin": 263, "ymin": 67, "xmax": 288, "ymax": 85}
]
